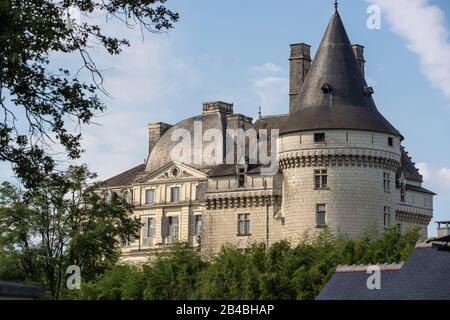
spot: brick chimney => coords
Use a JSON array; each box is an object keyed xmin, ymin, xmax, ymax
[
  {"xmin": 437, "ymin": 221, "xmax": 450, "ymax": 238},
  {"xmin": 289, "ymin": 43, "xmax": 311, "ymax": 113},
  {"xmin": 148, "ymin": 122, "xmax": 172, "ymax": 156},
  {"xmin": 352, "ymin": 44, "xmax": 365, "ymax": 77}
]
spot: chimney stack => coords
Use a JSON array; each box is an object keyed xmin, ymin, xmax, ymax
[
  {"xmin": 148, "ymin": 122, "xmax": 172, "ymax": 156},
  {"xmin": 437, "ymin": 221, "xmax": 450, "ymax": 238},
  {"xmin": 352, "ymin": 44, "xmax": 365, "ymax": 77},
  {"xmin": 289, "ymin": 43, "xmax": 311, "ymax": 113}
]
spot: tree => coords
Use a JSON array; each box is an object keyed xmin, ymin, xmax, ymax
[
  {"xmin": 0, "ymin": 0, "xmax": 178, "ymax": 189},
  {"xmin": 0, "ymin": 165, "xmax": 141, "ymax": 299}
]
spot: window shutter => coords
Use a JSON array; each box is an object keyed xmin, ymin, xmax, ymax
[
  {"xmin": 142, "ymin": 217, "xmax": 148, "ymax": 240},
  {"xmin": 190, "ymin": 215, "xmax": 196, "ymax": 236},
  {"xmin": 161, "ymin": 215, "xmax": 168, "ymax": 237}
]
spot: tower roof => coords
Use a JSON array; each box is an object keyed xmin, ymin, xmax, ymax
[{"xmin": 281, "ymin": 9, "xmax": 401, "ymax": 137}]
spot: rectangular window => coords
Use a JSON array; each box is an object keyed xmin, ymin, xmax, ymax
[
  {"xmin": 383, "ymin": 173, "xmax": 391, "ymax": 192},
  {"xmin": 314, "ymin": 132, "xmax": 325, "ymax": 143},
  {"xmin": 237, "ymin": 214, "xmax": 251, "ymax": 235},
  {"xmin": 170, "ymin": 187, "xmax": 180, "ymax": 202},
  {"xmin": 316, "ymin": 204, "xmax": 326, "ymax": 227},
  {"xmin": 384, "ymin": 206, "xmax": 391, "ymax": 228},
  {"xmin": 194, "ymin": 215, "xmax": 202, "ymax": 235},
  {"xmin": 166, "ymin": 216, "xmax": 179, "ymax": 243},
  {"xmin": 238, "ymin": 168, "xmax": 245, "ymax": 187},
  {"xmin": 388, "ymin": 137, "xmax": 393, "ymax": 147},
  {"xmin": 400, "ymin": 183, "xmax": 406, "ymax": 202},
  {"xmin": 195, "ymin": 184, "xmax": 203, "ymax": 201},
  {"xmin": 145, "ymin": 189, "xmax": 155, "ymax": 204},
  {"xmin": 314, "ymin": 169, "xmax": 328, "ymax": 189},
  {"xmin": 147, "ymin": 217, "xmax": 155, "ymax": 238}
]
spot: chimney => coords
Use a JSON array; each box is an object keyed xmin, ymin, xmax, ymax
[
  {"xmin": 202, "ymin": 101, "xmax": 234, "ymax": 115},
  {"xmin": 437, "ymin": 221, "xmax": 450, "ymax": 238},
  {"xmin": 289, "ymin": 43, "xmax": 311, "ymax": 113},
  {"xmin": 352, "ymin": 44, "xmax": 365, "ymax": 77},
  {"xmin": 148, "ymin": 122, "xmax": 172, "ymax": 156}
]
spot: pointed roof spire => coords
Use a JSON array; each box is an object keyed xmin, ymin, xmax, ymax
[
  {"xmin": 281, "ymin": 9, "xmax": 401, "ymax": 137},
  {"xmin": 334, "ymin": 0, "xmax": 338, "ymax": 12}
]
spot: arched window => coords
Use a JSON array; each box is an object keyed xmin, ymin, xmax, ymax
[
  {"xmin": 123, "ymin": 190, "xmax": 130, "ymax": 204},
  {"xmin": 103, "ymin": 191, "xmax": 110, "ymax": 204}
]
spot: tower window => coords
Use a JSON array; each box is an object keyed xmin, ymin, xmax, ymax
[
  {"xmin": 383, "ymin": 172, "xmax": 391, "ymax": 193},
  {"xmin": 314, "ymin": 133, "xmax": 325, "ymax": 143},
  {"xmin": 237, "ymin": 214, "xmax": 251, "ymax": 235},
  {"xmin": 384, "ymin": 206, "xmax": 391, "ymax": 229},
  {"xmin": 388, "ymin": 137, "xmax": 393, "ymax": 147},
  {"xmin": 314, "ymin": 169, "xmax": 328, "ymax": 189},
  {"xmin": 316, "ymin": 204, "xmax": 327, "ymax": 227}
]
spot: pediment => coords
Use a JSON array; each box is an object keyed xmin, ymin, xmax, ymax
[{"xmin": 140, "ymin": 161, "xmax": 207, "ymax": 183}]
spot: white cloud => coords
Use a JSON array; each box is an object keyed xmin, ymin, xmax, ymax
[
  {"xmin": 251, "ymin": 62, "xmax": 284, "ymax": 74},
  {"xmin": 369, "ymin": 0, "xmax": 450, "ymax": 100},
  {"xmin": 249, "ymin": 63, "xmax": 288, "ymax": 115},
  {"xmin": 417, "ymin": 162, "xmax": 450, "ymax": 189}
]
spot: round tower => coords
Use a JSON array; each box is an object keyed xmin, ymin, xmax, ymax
[{"xmin": 278, "ymin": 8, "xmax": 402, "ymax": 240}]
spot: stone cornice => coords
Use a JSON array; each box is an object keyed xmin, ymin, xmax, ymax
[
  {"xmin": 395, "ymin": 210, "xmax": 432, "ymax": 225},
  {"xmin": 206, "ymin": 193, "xmax": 280, "ymax": 210},
  {"xmin": 279, "ymin": 151, "xmax": 400, "ymax": 170}
]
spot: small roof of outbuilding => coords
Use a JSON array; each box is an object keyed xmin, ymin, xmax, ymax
[{"xmin": 316, "ymin": 241, "xmax": 450, "ymax": 300}]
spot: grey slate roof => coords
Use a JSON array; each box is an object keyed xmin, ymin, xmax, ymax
[
  {"xmin": 101, "ymin": 164, "xmax": 145, "ymax": 188},
  {"xmin": 316, "ymin": 242, "xmax": 450, "ymax": 300},
  {"xmin": 146, "ymin": 112, "xmax": 227, "ymax": 173},
  {"xmin": 281, "ymin": 10, "xmax": 400, "ymax": 137},
  {"xmin": 400, "ymin": 147, "xmax": 423, "ymax": 182}
]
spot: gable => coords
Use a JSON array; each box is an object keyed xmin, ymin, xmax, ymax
[{"xmin": 137, "ymin": 161, "xmax": 207, "ymax": 183}]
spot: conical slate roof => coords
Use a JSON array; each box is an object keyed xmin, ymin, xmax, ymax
[{"xmin": 281, "ymin": 10, "xmax": 401, "ymax": 137}]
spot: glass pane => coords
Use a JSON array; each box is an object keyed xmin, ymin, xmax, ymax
[
  {"xmin": 317, "ymin": 204, "xmax": 326, "ymax": 211},
  {"xmin": 244, "ymin": 221, "xmax": 250, "ymax": 234},
  {"xmin": 238, "ymin": 221, "xmax": 244, "ymax": 234},
  {"xmin": 322, "ymin": 175, "xmax": 328, "ymax": 188},
  {"xmin": 314, "ymin": 175, "xmax": 321, "ymax": 188},
  {"xmin": 317, "ymin": 212, "xmax": 326, "ymax": 225}
]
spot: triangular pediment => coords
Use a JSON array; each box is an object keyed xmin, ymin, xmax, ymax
[{"xmin": 137, "ymin": 161, "xmax": 207, "ymax": 183}]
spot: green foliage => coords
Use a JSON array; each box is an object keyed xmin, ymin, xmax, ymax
[
  {"xmin": 0, "ymin": 0, "xmax": 178, "ymax": 189},
  {"xmin": 78, "ymin": 225, "xmax": 421, "ymax": 300},
  {"xmin": 0, "ymin": 165, "xmax": 141, "ymax": 299},
  {"xmin": 143, "ymin": 244, "xmax": 207, "ymax": 300}
]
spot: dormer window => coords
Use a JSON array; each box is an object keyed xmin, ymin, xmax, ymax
[
  {"xmin": 314, "ymin": 133, "xmax": 326, "ymax": 143},
  {"xmin": 364, "ymin": 86, "xmax": 374, "ymax": 97},
  {"xmin": 321, "ymin": 83, "xmax": 332, "ymax": 94},
  {"xmin": 238, "ymin": 168, "xmax": 245, "ymax": 187}
]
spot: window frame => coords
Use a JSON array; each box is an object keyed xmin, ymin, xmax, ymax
[
  {"xmin": 237, "ymin": 213, "xmax": 251, "ymax": 236},
  {"xmin": 383, "ymin": 172, "xmax": 391, "ymax": 193},
  {"xmin": 170, "ymin": 186, "xmax": 180, "ymax": 203},
  {"xmin": 145, "ymin": 188, "xmax": 155, "ymax": 204},
  {"xmin": 314, "ymin": 169, "xmax": 328, "ymax": 189},
  {"xmin": 316, "ymin": 203, "xmax": 327, "ymax": 227},
  {"xmin": 314, "ymin": 132, "xmax": 326, "ymax": 143},
  {"xmin": 147, "ymin": 217, "xmax": 155, "ymax": 238},
  {"xmin": 384, "ymin": 206, "xmax": 391, "ymax": 229}
]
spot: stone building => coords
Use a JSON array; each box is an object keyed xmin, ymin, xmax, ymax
[{"xmin": 99, "ymin": 6, "xmax": 435, "ymax": 263}]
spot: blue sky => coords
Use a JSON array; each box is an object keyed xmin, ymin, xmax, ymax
[{"xmin": 1, "ymin": 0, "xmax": 450, "ymax": 235}]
